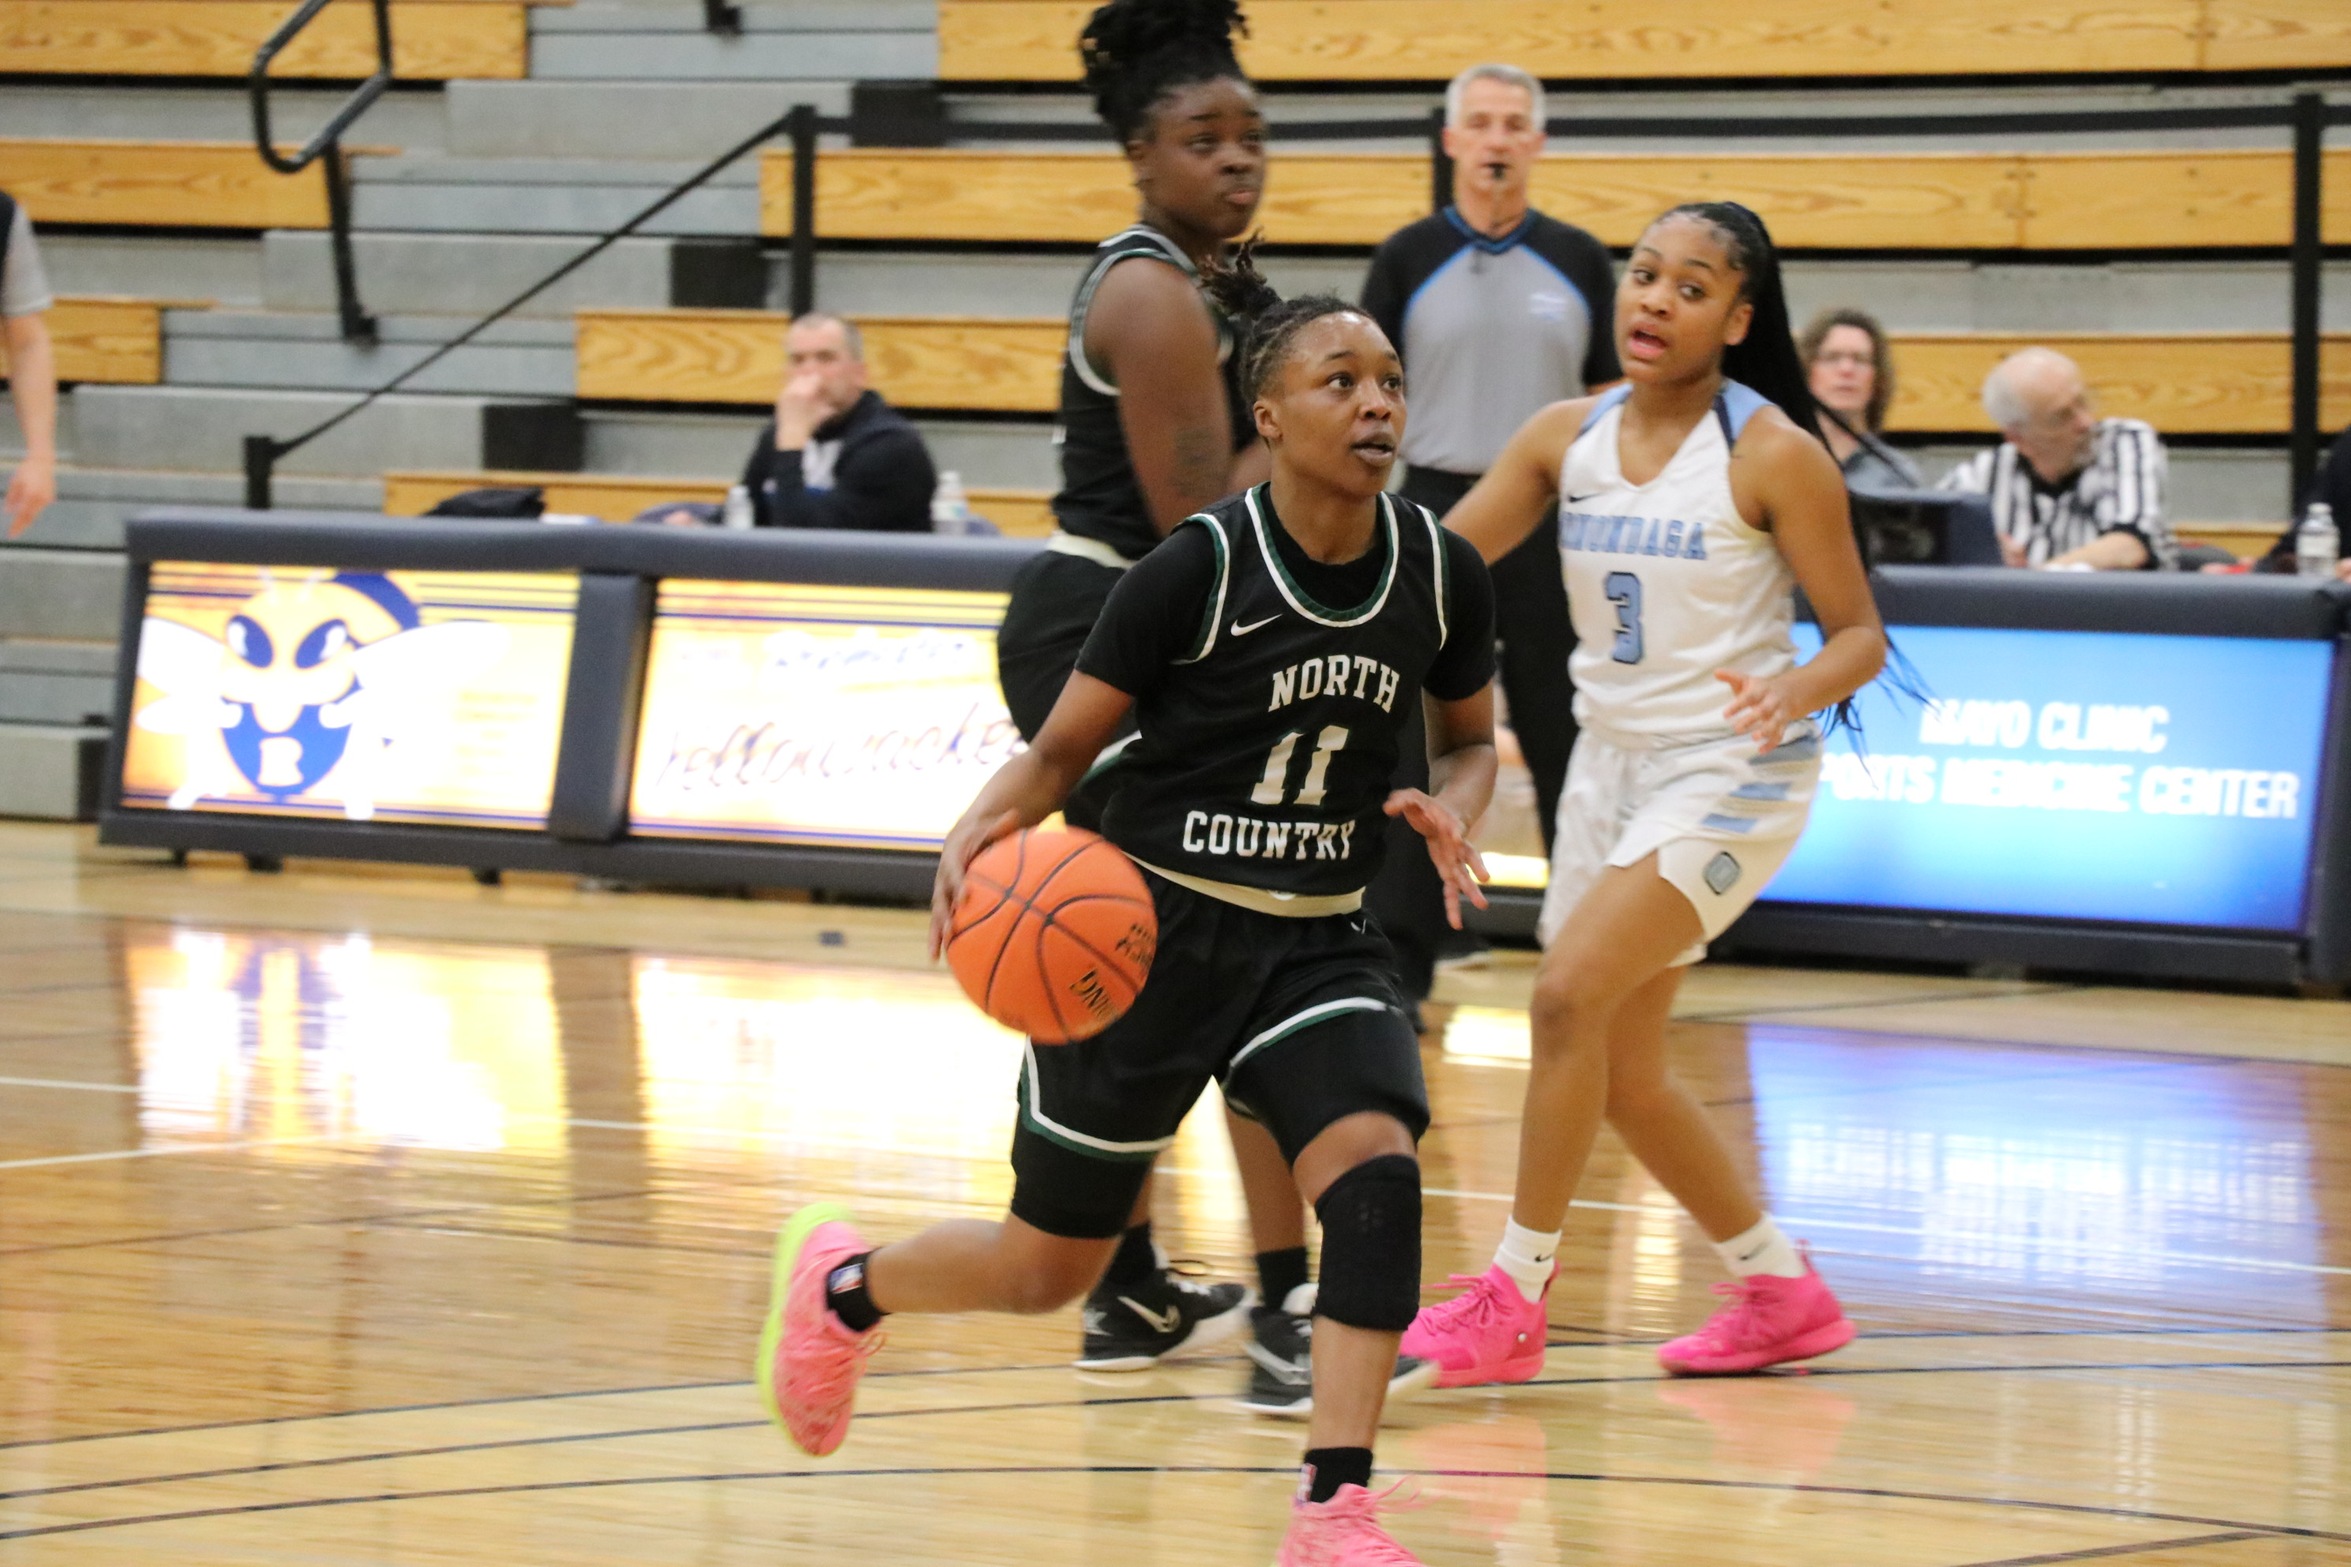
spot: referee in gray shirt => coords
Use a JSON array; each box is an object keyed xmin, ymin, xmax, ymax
[
  {"xmin": 1361, "ymin": 63, "xmax": 1618, "ymax": 999},
  {"xmin": 2, "ymin": 189, "xmax": 58, "ymax": 538}
]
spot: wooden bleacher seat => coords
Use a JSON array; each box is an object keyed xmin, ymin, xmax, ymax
[
  {"xmin": 576, "ymin": 309, "xmax": 2350, "ymax": 438},
  {"xmin": 0, "ymin": 0, "xmax": 529, "ymax": 81},
  {"xmin": 939, "ymin": 0, "xmax": 2351, "ymax": 82},
  {"xmin": 0, "ymin": 298, "xmax": 165, "ymax": 386},
  {"xmin": 760, "ymin": 146, "xmax": 2351, "ymax": 252},
  {"xmin": 382, "ymin": 470, "xmax": 1059, "ymax": 538},
  {"xmin": 0, "ymin": 140, "xmax": 341, "ymax": 230}
]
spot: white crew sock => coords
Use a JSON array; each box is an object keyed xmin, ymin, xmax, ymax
[
  {"xmin": 1493, "ymin": 1220, "xmax": 1560, "ymax": 1303},
  {"xmin": 1713, "ymin": 1215, "xmax": 1806, "ymax": 1279}
]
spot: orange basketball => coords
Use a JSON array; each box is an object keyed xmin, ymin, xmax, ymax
[{"xmin": 945, "ymin": 826, "xmax": 1157, "ymax": 1044}]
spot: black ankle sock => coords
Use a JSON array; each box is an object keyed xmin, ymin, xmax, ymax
[
  {"xmin": 823, "ymin": 1253, "xmax": 883, "ymax": 1332},
  {"xmin": 1105, "ymin": 1221, "xmax": 1158, "ymax": 1288},
  {"xmin": 1301, "ymin": 1447, "xmax": 1373, "ymax": 1504},
  {"xmin": 1257, "ymin": 1245, "xmax": 1309, "ymax": 1308}
]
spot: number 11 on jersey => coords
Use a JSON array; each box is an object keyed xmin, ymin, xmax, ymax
[{"xmin": 1251, "ymin": 725, "xmax": 1349, "ymax": 808}]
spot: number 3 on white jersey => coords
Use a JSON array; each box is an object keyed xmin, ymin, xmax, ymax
[{"xmin": 1603, "ymin": 571, "xmax": 1644, "ymax": 664}]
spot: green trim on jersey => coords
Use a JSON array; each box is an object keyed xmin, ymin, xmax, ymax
[{"xmin": 1245, "ymin": 486, "xmax": 1401, "ymax": 628}]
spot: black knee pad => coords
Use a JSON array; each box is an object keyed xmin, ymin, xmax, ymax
[{"xmin": 1311, "ymin": 1153, "xmax": 1422, "ymax": 1331}]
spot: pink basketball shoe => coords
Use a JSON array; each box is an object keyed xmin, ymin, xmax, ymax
[
  {"xmin": 755, "ymin": 1202, "xmax": 881, "ymax": 1455},
  {"xmin": 1657, "ymin": 1256, "xmax": 1854, "ymax": 1376},
  {"xmin": 1397, "ymin": 1264, "xmax": 1549, "ymax": 1389},
  {"xmin": 1277, "ymin": 1481, "xmax": 1425, "ymax": 1566}
]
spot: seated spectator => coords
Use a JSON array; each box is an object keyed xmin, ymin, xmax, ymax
[
  {"xmin": 2, "ymin": 188, "xmax": 58, "ymax": 538},
  {"xmin": 1939, "ymin": 347, "xmax": 2175, "ymax": 571},
  {"xmin": 739, "ymin": 313, "xmax": 935, "ymax": 531},
  {"xmin": 1799, "ymin": 306, "xmax": 1921, "ymax": 490}
]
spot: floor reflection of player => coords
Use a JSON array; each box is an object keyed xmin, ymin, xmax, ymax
[
  {"xmin": 1405, "ymin": 204, "xmax": 1892, "ymax": 1384},
  {"xmin": 761, "ymin": 275, "xmax": 1500, "ymax": 1566}
]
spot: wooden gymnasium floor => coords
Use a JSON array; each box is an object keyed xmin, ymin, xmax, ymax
[{"xmin": 0, "ymin": 818, "xmax": 2347, "ymax": 1565}]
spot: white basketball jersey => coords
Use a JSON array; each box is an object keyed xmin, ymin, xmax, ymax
[{"xmin": 1558, "ymin": 380, "xmax": 1799, "ymax": 745}]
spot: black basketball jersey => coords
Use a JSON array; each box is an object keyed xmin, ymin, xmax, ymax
[
  {"xmin": 1050, "ymin": 224, "xmax": 1254, "ymax": 563},
  {"xmin": 1088, "ymin": 486, "xmax": 1462, "ymax": 900}
]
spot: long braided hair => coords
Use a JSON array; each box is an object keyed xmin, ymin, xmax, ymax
[{"xmin": 1080, "ymin": 0, "xmax": 1249, "ymax": 144}]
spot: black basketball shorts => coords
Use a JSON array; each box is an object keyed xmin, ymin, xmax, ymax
[
  {"xmin": 1007, "ymin": 872, "xmax": 1431, "ymax": 1240},
  {"xmin": 995, "ymin": 549, "xmax": 1133, "ymax": 833}
]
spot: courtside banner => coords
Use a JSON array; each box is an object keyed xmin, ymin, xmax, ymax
[
  {"xmin": 1768, "ymin": 625, "xmax": 2334, "ymax": 931},
  {"xmin": 627, "ymin": 580, "xmax": 1024, "ymax": 851},
  {"xmin": 118, "ymin": 564, "xmax": 578, "ymax": 829}
]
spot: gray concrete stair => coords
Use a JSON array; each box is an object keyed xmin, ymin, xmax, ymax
[
  {"xmin": 164, "ymin": 309, "xmax": 577, "ymax": 398},
  {"xmin": 0, "ymin": 83, "xmax": 445, "ymax": 150},
  {"xmin": 0, "ymin": 640, "xmax": 116, "ymax": 727},
  {"xmin": 443, "ymin": 78, "xmax": 849, "ymax": 159},
  {"xmin": 528, "ymin": 1, "xmax": 934, "ymax": 81},
  {"xmin": 14, "ymin": 468, "xmax": 382, "ymax": 551},
  {"xmin": 351, "ymin": 153, "xmax": 760, "ymax": 236},
  {"xmin": 262, "ymin": 231, "xmax": 763, "ymax": 317},
  {"xmin": 68, "ymin": 385, "xmax": 581, "ymax": 477},
  {"xmin": 0, "ymin": 722, "xmax": 104, "ymax": 821},
  {"xmin": 35, "ymin": 235, "xmax": 264, "ymax": 309},
  {"xmin": 583, "ymin": 407, "xmax": 1060, "ymax": 490},
  {"xmin": 0, "ymin": 548, "xmax": 127, "ymax": 643}
]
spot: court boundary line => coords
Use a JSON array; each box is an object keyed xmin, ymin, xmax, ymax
[
  {"xmin": 1951, "ymin": 1533, "xmax": 2265, "ymax": 1567},
  {"xmin": 5, "ymin": 1357, "xmax": 2345, "ymax": 1507},
  {"xmin": 2, "ymin": 1463, "xmax": 2345, "ymax": 1546}
]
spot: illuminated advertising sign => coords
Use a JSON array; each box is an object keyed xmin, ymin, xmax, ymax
[
  {"xmin": 119, "ymin": 563, "xmax": 577, "ymax": 829},
  {"xmin": 627, "ymin": 580, "xmax": 1022, "ymax": 851},
  {"xmin": 1770, "ymin": 626, "xmax": 2334, "ymax": 931}
]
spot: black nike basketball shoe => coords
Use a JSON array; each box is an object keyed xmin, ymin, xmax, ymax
[
  {"xmin": 1075, "ymin": 1264, "xmax": 1253, "ymax": 1371},
  {"xmin": 1239, "ymin": 1283, "xmax": 1439, "ymax": 1417}
]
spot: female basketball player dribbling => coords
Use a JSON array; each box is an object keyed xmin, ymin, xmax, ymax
[
  {"xmin": 1402, "ymin": 203, "xmax": 1891, "ymax": 1384},
  {"xmin": 761, "ymin": 272, "xmax": 1499, "ymax": 1566}
]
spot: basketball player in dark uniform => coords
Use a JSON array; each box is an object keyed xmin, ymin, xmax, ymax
[
  {"xmin": 991, "ymin": 0, "xmax": 1307, "ymax": 1385},
  {"xmin": 761, "ymin": 278, "xmax": 1498, "ymax": 1567}
]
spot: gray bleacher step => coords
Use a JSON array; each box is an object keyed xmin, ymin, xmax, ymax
[
  {"xmin": 263, "ymin": 232, "xmax": 764, "ymax": 317},
  {"xmin": 352, "ymin": 154, "xmax": 759, "ymax": 237},
  {"xmin": 529, "ymin": 1, "xmax": 933, "ymax": 81},
  {"xmin": 0, "ymin": 721, "xmax": 104, "ymax": 822},
  {"xmin": 0, "ymin": 548, "xmax": 127, "ymax": 643},
  {"xmin": 15, "ymin": 469, "xmax": 383, "ymax": 551},
  {"xmin": 37, "ymin": 235, "xmax": 264, "ymax": 310},
  {"xmin": 0, "ymin": 83, "xmax": 445, "ymax": 151},
  {"xmin": 164, "ymin": 310, "xmax": 576, "ymax": 399},
  {"xmin": 0, "ymin": 640, "xmax": 118, "ymax": 727},
  {"xmin": 444, "ymin": 79, "xmax": 850, "ymax": 160},
  {"xmin": 0, "ymin": 389, "xmax": 77, "ymax": 464},
  {"xmin": 800, "ymin": 251, "xmax": 1370, "ymax": 317},
  {"xmin": 70, "ymin": 385, "xmax": 581, "ymax": 478},
  {"xmin": 584, "ymin": 409, "xmax": 1059, "ymax": 491}
]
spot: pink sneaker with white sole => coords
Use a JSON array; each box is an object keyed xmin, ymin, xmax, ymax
[
  {"xmin": 1657, "ymin": 1256, "xmax": 1854, "ymax": 1376},
  {"xmin": 755, "ymin": 1202, "xmax": 881, "ymax": 1455},
  {"xmin": 1277, "ymin": 1481, "xmax": 1425, "ymax": 1566},
  {"xmin": 1397, "ymin": 1264, "xmax": 1549, "ymax": 1389}
]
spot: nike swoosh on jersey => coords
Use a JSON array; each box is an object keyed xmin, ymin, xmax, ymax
[
  {"xmin": 1229, "ymin": 614, "xmax": 1281, "ymax": 637},
  {"xmin": 1119, "ymin": 1296, "xmax": 1184, "ymax": 1334}
]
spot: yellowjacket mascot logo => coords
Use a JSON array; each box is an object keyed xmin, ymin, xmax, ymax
[{"xmin": 134, "ymin": 571, "xmax": 506, "ymax": 819}]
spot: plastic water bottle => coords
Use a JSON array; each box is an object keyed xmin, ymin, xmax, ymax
[
  {"xmin": 931, "ymin": 470, "xmax": 974, "ymax": 534},
  {"xmin": 720, "ymin": 484, "xmax": 755, "ymax": 531},
  {"xmin": 2296, "ymin": 501, "xmax": 2338, "ymax": 579}
]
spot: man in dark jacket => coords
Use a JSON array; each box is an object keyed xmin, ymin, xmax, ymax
[{"xmin": 740, "ymin": 313, "xmax": 936, "ymax": 531}]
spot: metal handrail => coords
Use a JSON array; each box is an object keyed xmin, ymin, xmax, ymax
[{"xmin": 248, "ymin": 0, "xmax": 392, "ymax": 344}]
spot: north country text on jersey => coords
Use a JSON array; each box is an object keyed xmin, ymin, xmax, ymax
[
  {"xmin": 1268, "ymin": 654, "xmax": 1403, "ymax": 714},
  {"xmin": 1182, "ymin": 811, "xmax": 1359, "ymax": 862},
  {"xmin": 1560, "ymin": 510, "xmax": 1710, "ymax": 561}
]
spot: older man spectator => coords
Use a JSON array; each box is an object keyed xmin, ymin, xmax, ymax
[
  {"xmin": 2, "ymin": 188, "xmax": 58, "ymax": 538},
  {"xmin": 738, "ymin": 312, "xmax": 935, "ymax": 531},
  {"xmin": 1939, "ymin": 346, "xmax": 2175, "ymax": 570},
  {"xmin": 1360, "ymin": 62, "xmax": 1618, "ymax": 1001}
]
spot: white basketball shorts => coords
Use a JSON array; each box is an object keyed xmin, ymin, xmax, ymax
[{"xmin": 1536, "ymin": 723, "xmax": 1824, "ymax": 965}]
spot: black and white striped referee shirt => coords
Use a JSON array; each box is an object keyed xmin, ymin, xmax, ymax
[{"xmin": 1938, "ymin": 417, "xmax": 2175, "ymax": 570}]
